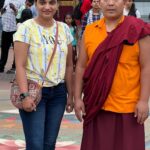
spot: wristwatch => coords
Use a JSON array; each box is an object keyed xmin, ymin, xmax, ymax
[{"xmin": 20, "ymin": 92, "xmax": 29, "ymax": 100}]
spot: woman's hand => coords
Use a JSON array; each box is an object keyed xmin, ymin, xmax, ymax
[
  {"xmin": 22, "ymin": 97, "xmax": 36, "ymax": 112},
  {"xmin": 66, "ymin": 95, "xmax": 74, "ymax": 113},
  {"xmin": 74, "ymin": 98, "xmax": 86, "ymax": 122},
  {"xmin": 134, "ymin": 100, "xmax": 149, "ymax": 124}
]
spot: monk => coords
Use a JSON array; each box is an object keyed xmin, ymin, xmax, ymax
[{"xmin": 74, "ymin": 0, "xmax": 150, "ymax": 150}]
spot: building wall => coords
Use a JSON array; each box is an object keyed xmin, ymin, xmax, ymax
[
  {"xmin": 56, "ymin": 0, "xmax": 77, "ymax": 21},
  {"xmin": 135, "ymin": 2, "xmax": 150, "ymax": 22}
]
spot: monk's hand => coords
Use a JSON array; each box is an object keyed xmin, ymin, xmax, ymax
[
  {"xmin": 134, "ymin": 100, "xmax": 149, "ymax": 124},
  {"xmin": 74, "ymin": 99, "xmax": 86, "ymax": 122}
]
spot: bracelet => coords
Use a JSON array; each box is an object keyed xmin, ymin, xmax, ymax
[{"xmin": 19, "ymin": 92, "xmax": 29, "ymax": 101}]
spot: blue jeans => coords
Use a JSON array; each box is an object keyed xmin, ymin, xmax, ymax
[{"xmin": 19, "ymin": 83, "xmax": 67, "ymax": 150}]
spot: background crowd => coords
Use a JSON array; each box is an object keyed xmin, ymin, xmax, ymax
[{"xmin": 0, "ymin": 0, "xmax": 150, "ymax": 74}]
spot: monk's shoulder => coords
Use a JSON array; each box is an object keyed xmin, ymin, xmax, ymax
[
  {"xmin": 125, "ymin": 16, "xmax": 145, "ymax": 26},
  {"xmin": 85, "ymin": 19, "xmax": 103, "ymax": 33}
]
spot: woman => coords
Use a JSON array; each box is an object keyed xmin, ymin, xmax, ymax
[
  {"xmin": 124, "ymin": 0, "xmax": 141, "ymax": 18},
  {"xmin": 13, "ymin": 0, "xmax": 74, "ymax": 150},
  {"xmin": 64, "ymin": 13, "xmax": 77, "ymax": 71},
  {"xmin": 74, "ymin": 0, "xmax": 150, "ymax": 149}
]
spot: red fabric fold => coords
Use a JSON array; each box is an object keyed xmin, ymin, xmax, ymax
[
  {"xmin": 83, "ymin": 16, "xmax": 150, "ymax": 126},
  {"xmin": 81, "ymin": 111, "xmax": 145, "ymax": 150},
  {"xmin": 80, "ymin": 0, "xmax": 92, "ymax": 17}
]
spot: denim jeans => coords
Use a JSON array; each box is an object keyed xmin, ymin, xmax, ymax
[{"xmin": 19, "ymin": 83, "xmax": 67, "ymax": 150}]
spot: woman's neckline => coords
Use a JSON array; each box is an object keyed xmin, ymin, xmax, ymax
[{"xmin": 33, "ymin": 18, "xmax": 56, "ymax": 29}]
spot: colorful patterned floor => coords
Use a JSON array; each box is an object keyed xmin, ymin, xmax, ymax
[
  {"xmin": 0, "ymin": 110, "xmax": 82, "ymax": 150},
  {"xmin": 0, "ymin": 110, "xmax": 150, "ymax": 150}
]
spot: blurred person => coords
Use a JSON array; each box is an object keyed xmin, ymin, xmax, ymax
[
  {"xmin": 17, "ymin": 8, "xmax": 33, "ymax": 28},
  {"xmin": 80, "ymin": 0, "xmax": 102, "ymax": 39},
  {"xmin": 20, "ymin": 8, "xmax": 33, "ymax": 23},
  {"xmin": 0, "ymin": 0, "xmax": 5, "ymax": 10},
  {"xmin": 64, "ymin": 13, "xmax": 77, "ymax": 71},
  {"xmin": 74, "ymin": 0, "xmax": 150, "ymax": 150},
  {"xmin": 73, "ymin": 0, "xmax": 83, "ymax": 49},
  {"xmin": 13, "ymin": 0, "xmax": 74, "ymax": 149},
  {"xmin": 73, "ymin": 0, "xmax": 92, "ymax": 38},
  {"xmin": 30, "ymin": 2, "xmax": 38, "ymax": 17},
  {"xmin": 16, "ymin": 0, "xmax": 34, "ymax": 23},
  {"xmin": 0, "ymin": 0, "xmax": 5, "ymax": 30},
  {"xmin": 80, "ymin": 0, "xmax": 92, "ymax": 17},
  {"xmin": 124, "ymin": 0, "xmax": 141, "ymax": 18},
  {"xmin": 0, "ymin": 0, "xmax": 5, "ymax": 26},
  {"xmin": 0, "ymin": 14, "xmax": 1, "ymax": 28},
  {"xmin": 0, "ymin": 0, "xmax": 22, "ymax": 73},
  {"xmin": 0, "ymin": 0, "xmax": 5, "ymax": 46}
]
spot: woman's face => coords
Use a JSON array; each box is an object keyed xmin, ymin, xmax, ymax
[
  {"xmin": 35, "ymin": 0, "xmax": 58, "ymax": 20},
  {"xmin": 100, "ymin": 0, "xmax": 127, "ymax": 20},
  {"xmin": 65, "ymin": 15, "xmax": 72, "ymax": 25},
  {"xmin": 125, "ymin": 0, "xmax": 133, "ymax": 9}
]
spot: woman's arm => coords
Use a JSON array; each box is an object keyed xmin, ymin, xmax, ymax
[
  {"xmin": 65, "ymin": 43, "xmax": 74, "ymax": 113},
  {"xmin": 14, "ymin": 41, "xmax": 29, "ymax": 93},
  {"xmin": 14, "ymin": 41, "xmax": 36, "ymax": 112}
]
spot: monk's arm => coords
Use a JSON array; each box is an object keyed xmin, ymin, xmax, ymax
[
  {"xmin": 74, "ymin": 35, "xmax": 88, "ymax": 101},
  {"xmin": 135, "ymin": 36, "xmax": 150, "ymax": 124},
  {"xmin": 139, "ymin": 36, "xmax": 150, "ymax": 103},
  {"xmin": 74, "ymin": 34, "xmax": 88, "ymax": 121}
]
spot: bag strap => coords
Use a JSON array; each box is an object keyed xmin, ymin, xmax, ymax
[{"xmin": 42, "ymin": 21, "xmax": 59, "ymax": 86}]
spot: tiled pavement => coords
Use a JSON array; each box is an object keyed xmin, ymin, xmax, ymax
[
  {"xmin": 0, "ymin": 73, "xmax": 82, "ymax": 149},
  {"xmin": 0, "ymin": 106, "xmax": 149, "ymax": 150},
  {"xmin": 0, "ymin": 109, "xmax": 82, "ymax": 150},
  {"xmin": 0, "ymin": 49, "xmax": 150, "ymax": 150}
]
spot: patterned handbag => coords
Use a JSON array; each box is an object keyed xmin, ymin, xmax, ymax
[
  {"xmin": 10, "ymin": 22, "xmax": 58, "ymax": 109},
  {"xmin": 10, "ymin": 79, "xmax": 42, "ymax": 109}
]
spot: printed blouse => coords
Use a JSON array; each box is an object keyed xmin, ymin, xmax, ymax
[{"xmin": 13, "ymin": 19, "xmax": 73, "ymax": 87}]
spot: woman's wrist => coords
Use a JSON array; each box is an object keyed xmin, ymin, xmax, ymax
[{"xmin": 67, "ymin": 93, "xmax": 73, "ymax": 98}]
